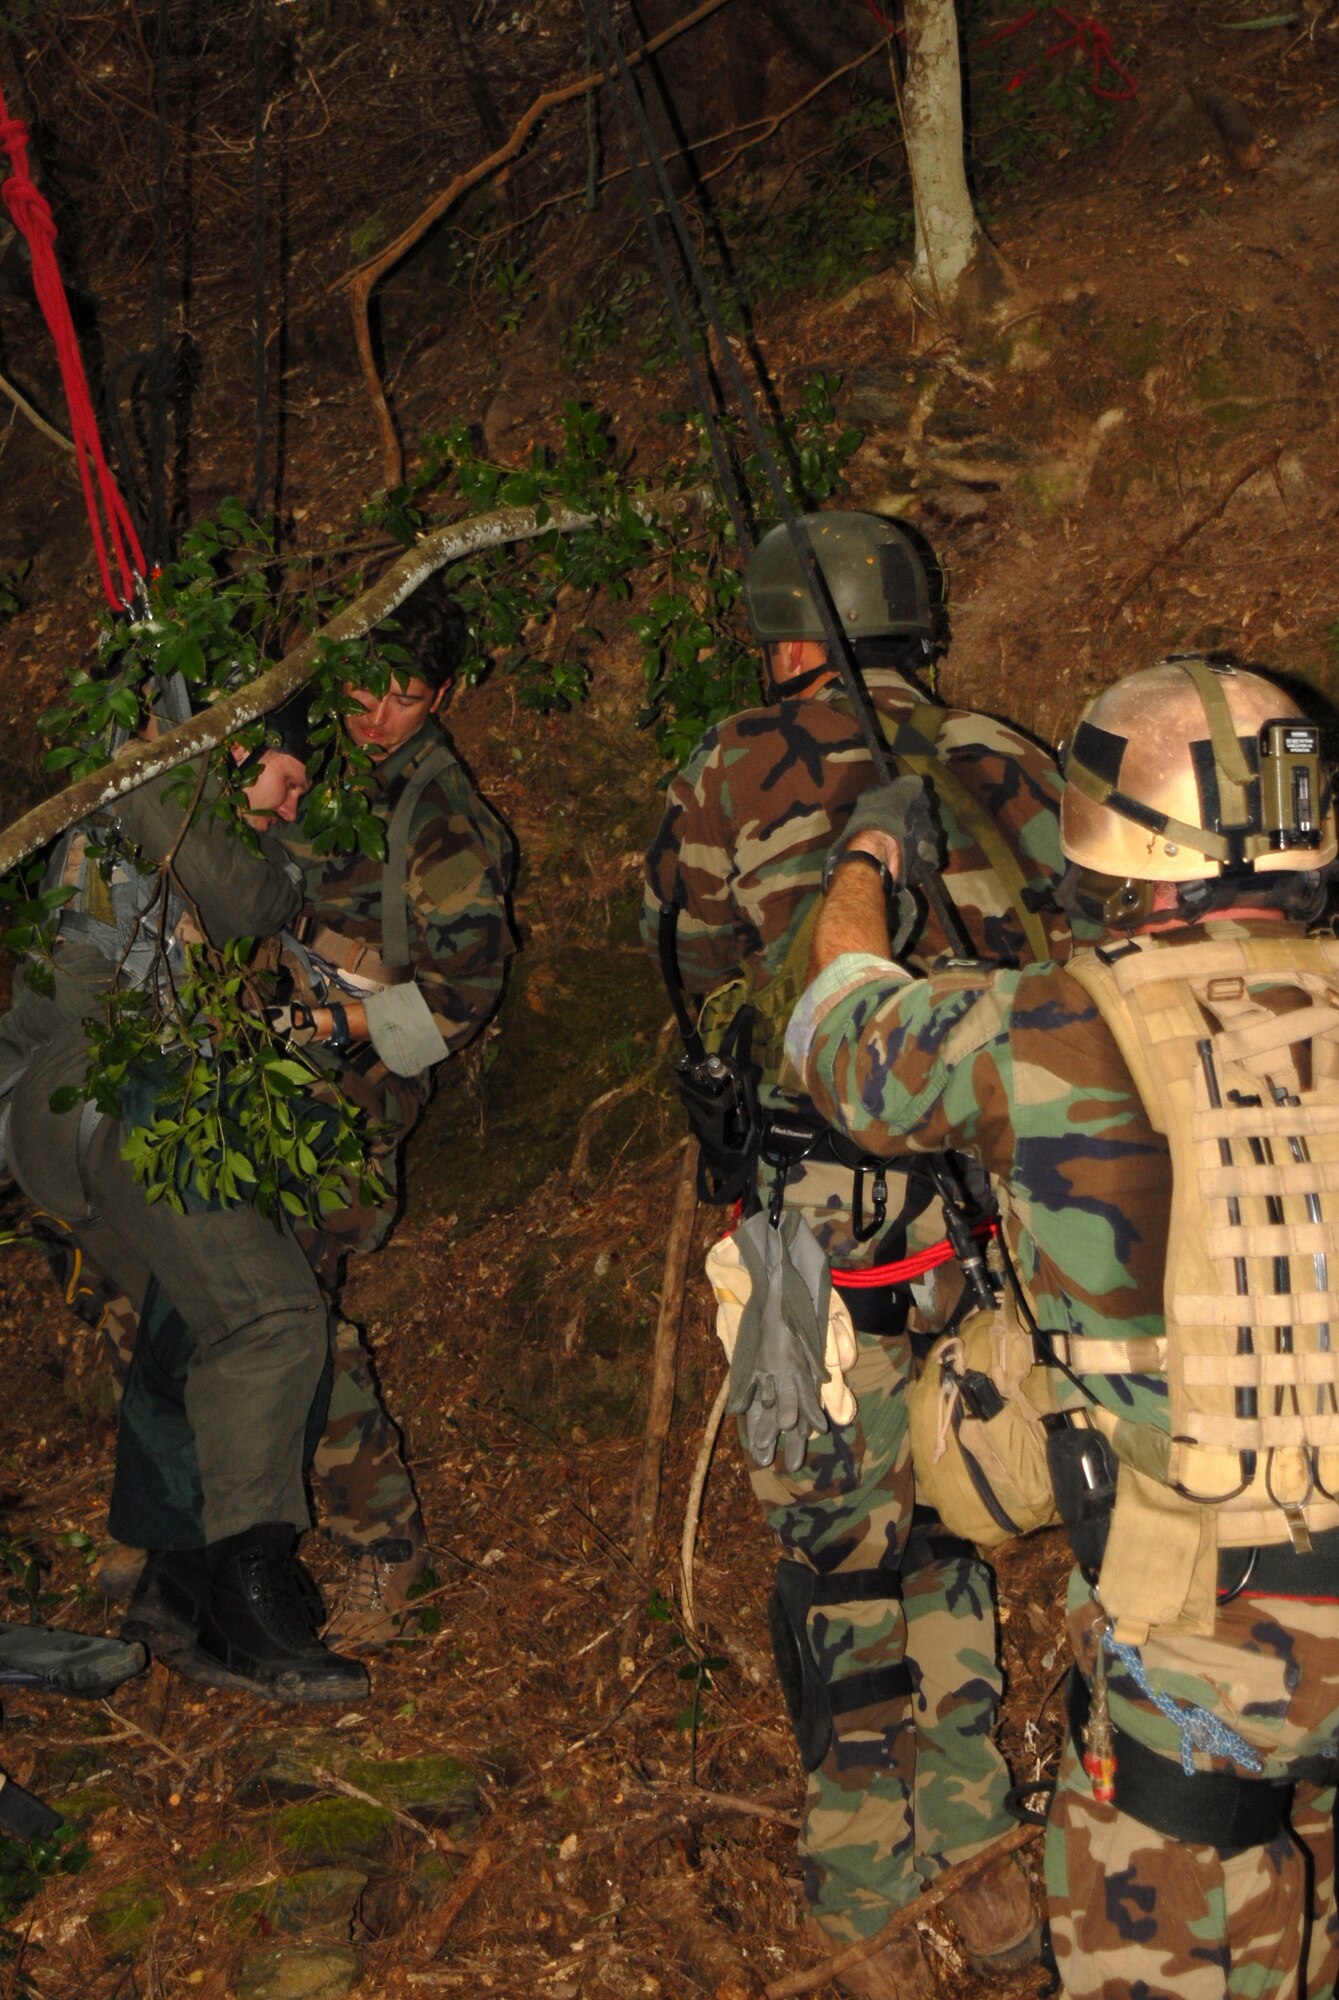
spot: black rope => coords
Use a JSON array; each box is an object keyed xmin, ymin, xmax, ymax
[
  {"xmin": 144, "ymin": 0, "xmax": 171, "ymax": 566},
  {"xmin": 251, "ymin": 0, "xmax": 268, "ymax": 527},
  {"xmin": 583, "ymin": 1, "xmax": 749, "ymax": 552},
  {"xmin": 583, "ymin": 0, "xmax": 974, "ymax": 957}
]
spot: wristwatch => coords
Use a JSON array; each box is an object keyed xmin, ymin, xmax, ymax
[
  {"xmin": 326, "ymin": 1000, "xmax": 353, "ymax": 1055},
  {"xmin": 821, "ymin": 846, "xmax": 896, "ymax": 898}
]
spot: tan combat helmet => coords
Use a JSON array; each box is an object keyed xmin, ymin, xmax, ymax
[{"xmin": 1061, "ymin": 656, "xmax": 1337, "ymax": 924}]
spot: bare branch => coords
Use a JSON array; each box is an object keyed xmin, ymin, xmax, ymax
[
  {"xmin": 0, "ymin": 486, "xmax": 705, "ymax": 876},
  {"xmin": 329, "ymin": 0, "xmax": 738, "ymax": 485},
  {"xmin": 0, "ymin": 368, "xmax": 73, "ymax": 452},
  {"xmin": 0, "ymin": 500, "xmax": 595, "ymax": 876}
]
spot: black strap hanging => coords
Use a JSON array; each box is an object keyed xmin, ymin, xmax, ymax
[{"xmin": 581, "ymin": 0, "xmax": 974, "ymax": 958}]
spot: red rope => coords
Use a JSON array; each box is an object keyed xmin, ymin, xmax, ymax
[
  {"xmin": 863, "ymin": 0, "xmax": 904, "ymax": 36},
  {"xmin": 831, "ymin": 1220, "xmax": 997, "ymax": 1291},
  {"xmin": 0, "ymin": 88, "xmax": 145, "ymax": 609},
  {"xmin": 978, "ymin": 3, "xmax": 1136, "ymax": 103}
]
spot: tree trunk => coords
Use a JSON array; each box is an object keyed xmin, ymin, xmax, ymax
[{"xmin": 902, "ymin": 0, "xmax": 980, "ymax": 307}]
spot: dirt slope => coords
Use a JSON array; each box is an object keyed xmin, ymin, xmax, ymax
[{"xmin": 0, "ymin": 3, "xmax": 1336, "ymax": 1995}]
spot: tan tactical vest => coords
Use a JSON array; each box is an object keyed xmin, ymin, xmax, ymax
[{"xmin": 1064, "ymin": 929, "xmax": 1339, "ymax": 1637}]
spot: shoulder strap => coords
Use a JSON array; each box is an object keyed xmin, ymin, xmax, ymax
[
  {"xmin": 878, "ymin": 703, "xmax": 1051, "ymax": 964},
  {"xmin": 381, "ymin": 742, "xmax": 455, "ymax": 969}
]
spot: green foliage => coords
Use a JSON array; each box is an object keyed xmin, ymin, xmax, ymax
[
  {"xmin": 647, "ymin": 1590, "xmax": 726, "ymax": 1785},
  {"xmin": 0, "ymin": 1821, "xmax": 88, "ymax": 1940},
  {"xmin": 965, "ymin": 6, "xmax": 1119, "ymax": 187},
  {"xmin": 13, "ymin": 371, "xmax": 857, "ymax": 1217},
  {"xmin": 0, "ymin": 1536, "xmax": 57, "ymax": 1625},
  {"xmin": 75, "ymin": 940, "xmax": 388, "ymax": 1227},
  {"xmin": 0, "ymin": 860, "xmax": 71, "ymax": 992},
  {"xmin": 0, "ymin": 560, "xmax": 30, "ymax": 620}
]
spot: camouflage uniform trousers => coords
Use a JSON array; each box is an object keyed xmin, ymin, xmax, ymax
[
  {"xmin": 1046, "ymin": 1584, "xmax": 1339, "ymax": 2000},
  {"xmin": 750, "ymin": 1151, "xmax": 1014, "ymax": 1944}
]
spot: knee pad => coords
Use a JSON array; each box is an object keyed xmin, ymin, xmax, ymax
[{"xmin": 767, "ymin": 1559, "xmax": 913, "ymax": 1773}]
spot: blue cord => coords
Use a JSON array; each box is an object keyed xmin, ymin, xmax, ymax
[{"xmin": 1103, "ymin": 1629, "xmax": 1264, "ymax": 1778}]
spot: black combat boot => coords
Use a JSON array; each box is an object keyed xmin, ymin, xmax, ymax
[
  {"xmin": 121, "ymin": 1547, "xmax": 212, "ymax": 1666},
  {"xmin": 187, "ymin": 1523, "xmax": 368, "ymax": 1704}
]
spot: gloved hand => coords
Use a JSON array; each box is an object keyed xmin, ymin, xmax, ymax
[
  {"xmin": 822, "ymin": 776, "xmax": 940, "ymax": 956},
  {"xmin": 840, "ymin": 774, "xmax": 939, "ymax": 874},
  {"xmin": 722, "ymin": 1211, "xmax": 841, "ymax": 1473},
  {"xmin": 706, "ymin": 1229, "xmax": 857, "ymax": 1430},
  {"xmin": 264, "ymin": 1001, "xmax": 318, "ymax": 1047}
]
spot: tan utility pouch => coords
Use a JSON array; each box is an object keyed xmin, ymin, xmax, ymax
[{"xmin": 908, "ymin": 1299, "xmax": 1061, "ymax": 1548}]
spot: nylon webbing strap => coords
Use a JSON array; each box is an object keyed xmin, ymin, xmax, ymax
[
  {"xmin": 809, "ymin": 1570, "xmax": 903, "ymax": 1606},
  {"xmin": 380, "ymin": 742, "xmax": 453, "ymax": 968},
  {"xmin": 828, "ymin": 1660, "xmax": 914, "ymax": 1716},
  {"xmin": 880, "ymin": 702, "xmax": 1051, "ymax": 963}
]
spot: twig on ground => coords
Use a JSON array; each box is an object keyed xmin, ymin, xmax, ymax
[
  {"xmin": 628, "ymin": 1141, "xmax": 700, "ymax": 1572},
  {"xmin": 680, "ymin": 1370, "xmax": 730, "ymax": 1638},
  {"xmin": 98, "ymin": 1696, "xmax": 193, "ymax": 1776},
  {"xmin": 763, "ymin": 1821, "xmax": 1042, "ymax": 1999},
  {"xmin": 417, "ymin": 1840, "xmax": 496, "ymax": 1958},
  {"xmin": 622, "ymin": 1780, "xmax": 800, "ymax": 1829},
  {"xmin": 567, "ymin": 1064, "xmax": 658, "ymax": 1187},
  {"xmin": 535, "ymin": 1659, "xmax": 666, "ymax": 1774},
  {"xmin": 310, "ymin": 1765, "xmax": 475, "ymax": 1858},
  {"xmin": 1106, "ymin": 451, "xmax": 1279, "ymax": 623}
]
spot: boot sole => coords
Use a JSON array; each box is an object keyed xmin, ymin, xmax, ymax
[
  {"xmin": 121, "ymin": 1607, "xmax": 199, "ymax": 1669},
  {"xmin": 171, "ymin": 1642, "xmax": 369, "ymax": 1705}
]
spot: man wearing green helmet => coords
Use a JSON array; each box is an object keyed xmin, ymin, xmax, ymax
[{"xmin": 643, "ymin": 509, "xmax": 1080, "ymax": 1994}]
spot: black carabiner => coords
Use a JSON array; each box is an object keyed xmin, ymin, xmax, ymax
[{"xmin": 851, "ymin": 1164, "xmax": 888, "ymax": 1243}]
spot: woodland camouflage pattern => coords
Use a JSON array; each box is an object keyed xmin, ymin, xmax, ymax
[
  {"xmin": 281, "ymin": 722, "xmax": 516, "ymax": 1068},
  {"xmin": 642, "ymin": 667, "xmax": 1078, "ymax": 1002},
  {"xmin": 793, "ymin": 917, "xmax": 1339, "ymax": 1992},
  {"xmin": 276, "ymin": 720, "xmax": 516, "ymax": 1551},
  {"xmin": 645, "ymin": 665, "xmax": 1074, "ymax": 1940}
]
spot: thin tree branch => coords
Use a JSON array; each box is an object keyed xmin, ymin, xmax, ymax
[
  {"xmin": 490, "ymin": 38, "xmax": 890, "ymax": 242},
  {"xmin": 628, "ymin": 1140, "xmax": 700, "ymax": 1572},
  {"xmin": 1106, "ymin": 451, "xmax": 1279, "ymax": 624},
  {"xmin": 680, "ymin": 1370, "xmax": 730, "ymax": 1638},
  {"xmin": 0, "ymin": 367, "xmax": 73, "ymax": 452},
  {"xmin": 328, "ymin": 0, "xmax": 737, "ymax": 484},
  {"xmin": 763, "ymin": 1821, "xmax": 1042, "ymax": 1999}
]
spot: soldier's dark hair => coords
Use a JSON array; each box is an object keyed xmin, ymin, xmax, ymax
[
  {"xmin": 265, "ymin": 690, "xmax": 313, "ymax": 765},
  {"xmin": 376, "ymin": 575, "xmax": 471, "ymax": 691}
]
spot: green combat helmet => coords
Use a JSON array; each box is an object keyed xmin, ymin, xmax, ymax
[{"xmin": 744, "ymin": 511, "xmax": 937, "ymax": 647}]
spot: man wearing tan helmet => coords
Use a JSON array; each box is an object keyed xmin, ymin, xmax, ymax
[{"xmin": 784, "ymin": 653, "xmax": 1339, "ymax": 1999}]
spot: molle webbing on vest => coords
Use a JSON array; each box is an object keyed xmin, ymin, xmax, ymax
[{"xmin": 1066, "ymin": 931, "xmax": 1339, "ymax": 1552}]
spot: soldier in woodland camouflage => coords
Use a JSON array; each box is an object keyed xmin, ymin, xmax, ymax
[
  {"xmin": 106, "ymin": 581, "xmax": 516, "ymax": 1648},
  {"xmin": 789, "ymin": 656, "xmax": 1339, "ymax": 2000},
  {"xmin": 644, "ymin": 513, "xmax": 1070, "ymax": 1994}
]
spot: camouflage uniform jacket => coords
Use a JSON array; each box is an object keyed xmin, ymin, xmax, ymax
[
  {"xmin": 281, "ymin": 722, "xmax": 516, "ymax": 1089},
  {"xmin": 641, "ymin": 666, "xmax": 1078, "ymax": 1005},
  {"xmin": 788, "ymin": 918, "xmax": 1339, "ymax": 1783}
]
